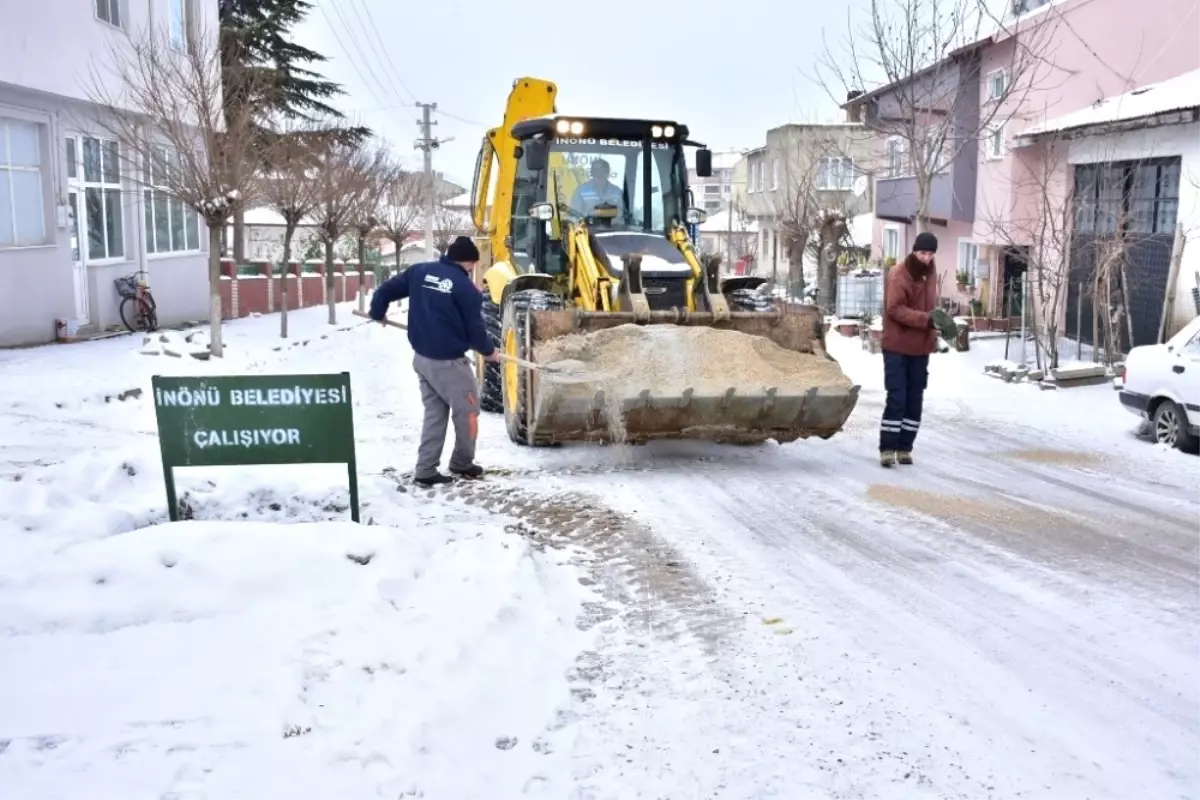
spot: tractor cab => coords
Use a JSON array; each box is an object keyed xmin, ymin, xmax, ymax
[{"xmin": 507, "ymin": 116, "xmax": 713, "ymax": 276}]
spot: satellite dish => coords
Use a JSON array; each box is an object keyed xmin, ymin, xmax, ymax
[{"xmin": 853, "ymin": 175, "xmax": 869, "ymax": 196}]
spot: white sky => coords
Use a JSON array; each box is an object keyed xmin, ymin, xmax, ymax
[{"xmin": 292, "ymin": 0, "xmax": 876, "ymax": 189}]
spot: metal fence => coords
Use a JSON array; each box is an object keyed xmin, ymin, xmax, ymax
[{"xmin": 835, "ymin": 271, "xmax": 884, "ymax": 319}]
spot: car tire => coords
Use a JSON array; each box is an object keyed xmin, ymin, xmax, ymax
[{"xmin": 1152, "ymin": 399, "xmax": 1198, "ymax": 452}]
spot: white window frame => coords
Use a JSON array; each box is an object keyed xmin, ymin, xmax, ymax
[
  {"xmin": 987, "ymin": 69, "xmax": 1008, "ymax": 102},
  {"xmin": 883, "ymin": 226, "xmax": 901, "ymax": 261},
  {"xmin": 957, "ymin": 238, "xmax": 980, "ymax": 285},
  {"xmin": 69, "ymin": 134, "xmax": 126, "ymax": 263},
  {"xmin": 0, "ymin": 118, "xmax": 48, "ymax": 249},
  {"xmin": 95, "ymin": 0, "xmax": 122, "ymax": 29},
  {"xmin": 985, "ymin": 124, "xmax": 1007, "ymax": 160},
  {"xmin": 144, "ymin": 145, "xmax": 202, "ymax": 257},
  {"xmin": 885, "ymin": 137, "xmax": 905, "ymax": 178},
  {"xmin": 771, "ymin": 159, "xmax": 779, "ymax": 190},
  {"xmin": 817, "ymin": 156, "xmax": 855, "ymax": 191},
  {"xmin": 168, "ymin": 0, "xmax": 188, "ymax": 51}
]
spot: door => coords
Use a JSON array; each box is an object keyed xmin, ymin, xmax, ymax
[{"xmin": 64, "ymin": 138, "xmax": 89, "ymax": 324}]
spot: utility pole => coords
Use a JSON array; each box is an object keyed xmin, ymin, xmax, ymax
[{"xmin": 414, "ymin": 102, "xmax": 441, "ymax": 260}]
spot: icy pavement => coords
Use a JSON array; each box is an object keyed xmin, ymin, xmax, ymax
[{"xmin": 1, "ymin": 304, "xmax": 1197, "ymax": 799}]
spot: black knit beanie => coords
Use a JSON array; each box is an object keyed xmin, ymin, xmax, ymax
[
  {"xmin": 445, "ymin": 236, "xmax": 480, "ymax": 263},
  {"xmin": 913, "ymin": 232, "xmax": 938, "ymax": 253}
]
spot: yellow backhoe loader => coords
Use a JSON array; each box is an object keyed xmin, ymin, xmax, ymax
[{"xmin": 467, "ymin": 77, "xmax": 859, "ymax": 447}]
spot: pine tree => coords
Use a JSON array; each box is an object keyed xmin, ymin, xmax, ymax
[{"xmin": 219, "ymin": 0, "xmax": 370, "ymax": 260}]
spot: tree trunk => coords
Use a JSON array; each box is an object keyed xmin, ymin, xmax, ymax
[
  {"xmin": 233, "ymin": 205, "xmax": 246, "ymax": 263},
  {"xmin": 325, "ymin": 236, "xmax": 337, "ymax": 325},
  {"xmin": 395, "ymin": 240, "xmax": 402, "ymax": 275},
  {"xmin": 280, "ymin": 223, "xmax": 295, "ymax": 339},
  {"xmin": 208, "ymin": 225, "xmax": 224, "ymax": 357},
  {"xmin": 357, "ymin": 233, "xmax": 367, "ymax": 313}
]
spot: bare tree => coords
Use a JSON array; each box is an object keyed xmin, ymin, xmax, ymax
[
  {"xmin": 772, "ymin": 134, "xmax": 865, "ymax": 311},
  {"xmin": 346, "ymin": 146, "xmax": 399, "ymax": 312},
  {"xmin": 381, "ymin": 171, "xmax": 425, "ymax": 274},
  {"xmin": 87, "ymin": 25, "xmax": 262, "ymax": 357},
  {"xmin": 258, "ymin": 125, "xmax": 325, "ymax": 339},
  {"xmin": 978, "ymin": 136, "xmax": 1074, "ymax": 367},
  {"xmin": 814, "ymin": 0, "xmax": 1058, "ymax": 233},
  {"xmin": 430, "ymin": 204, "xmax": 469, "ymax": 254},
  {"xmin": 311, "ymin": 135, "xmax": 380, "ymax": 325}
]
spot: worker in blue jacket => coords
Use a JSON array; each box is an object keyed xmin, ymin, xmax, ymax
[{"xmin": 369, "ymin": 236, "xmax": 499, "ymax": 487}]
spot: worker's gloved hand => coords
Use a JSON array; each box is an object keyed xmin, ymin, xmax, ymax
[
  {"xmin": 929, "ymin": 307, "xmax": 958, "ymax": 340},
  {"xmin": 485, "ymin": 350, "xmax": 501, "ymax": 363}
]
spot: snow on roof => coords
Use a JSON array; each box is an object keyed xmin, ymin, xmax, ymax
[
  {"xmin": 697, "ymin": 209, "xmax": 760, "ymax": 233},
  {"xmin": 1021, "ymin": 69, "xmax": 1200, "ymax": 139}
]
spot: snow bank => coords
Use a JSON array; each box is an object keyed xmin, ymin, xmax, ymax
[
  {"xmin": 0, "ymin": 304, "xmax": 597, "ymax": 798},
  {"xmin": 0, "ymin": 513, "xmax": 594, "ymax": 797}
]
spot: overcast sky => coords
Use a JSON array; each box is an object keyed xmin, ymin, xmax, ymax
[{"xmin": 293, "ymin": 0, "xmax": 873, "ymax": 189}]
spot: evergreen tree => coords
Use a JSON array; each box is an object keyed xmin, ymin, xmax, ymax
[{"xmin": 219, "ymin": 0, "xmax": 369, "ymax": 260}]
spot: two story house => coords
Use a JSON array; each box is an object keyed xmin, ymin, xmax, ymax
[
  {"xmin": 845, "ymin": 0, "xmax": 1198, "ymax": 345},
  {"xmin": 0, "ymin": 0, "xmax": 216, "ymax": 346},
  {"xmin": 739, "ymin": 122, "xmax": 877, "ymax": 288}
]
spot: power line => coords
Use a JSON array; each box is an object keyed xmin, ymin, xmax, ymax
[{"xmin": 348, "ymin": 0, "xmax": 420, "ymax": 105}]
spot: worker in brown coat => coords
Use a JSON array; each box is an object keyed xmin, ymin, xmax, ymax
[{"xmin": 880, "ymin": 232, "xmax": 953, "ymax": 467}]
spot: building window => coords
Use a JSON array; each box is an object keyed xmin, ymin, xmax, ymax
[
  {"xmin": 0, "ymin": 118, "xmax": 47, "ymax": 248},
  {"xmin": 144, "ymin": 146, "xmax": 201, "ymax": 254},
  {"xmin": 886, "ymin": 138, "xmax": 905, "ymax": 178},
  {"xmin": 987, "ymin": 69, "xmax": 1008, "ymax": 101},
  {"xmin": 70, "ymin": 136, "xmax": 125, "ymax": 261},
  {"xmin": 958, "ymin": 239, "xmax": 980, "ymax": 284},
  {"xmin": 169, "ymin": 0, "xmax": 188, "ymax": 50},
  {"xmin": 772, "ymin": 159, "xmax": 779, "ymax": 190},
  {"xmin": 817, "ymin": 157, "xmax": 855, "ymax": 191},
  {"xmin": 95, "ymin": 0, "xmax": 121, "ymax": 27},
  {"xmin": 1013, "ymin": 0, "xmax": 1051, "ymax": 14},
  {"xmin": 1073, "ymin": 158, "xmax": 1180, "ymax": 235},
  {"xmin": 985, "ymin": 125, "xmax": 1006, "ymax": 160},
  {"xmin": 704, "ymin": 184, "xmax": 721, "ymax": 196},
  {"xmin": 884, "ymin": 227, "xmax": 900, "ymax": 260}
]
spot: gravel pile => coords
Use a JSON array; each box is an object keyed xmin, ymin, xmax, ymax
[{"xmin": 532, "ymin": 324, "xmax": 852, "ymax": 442}]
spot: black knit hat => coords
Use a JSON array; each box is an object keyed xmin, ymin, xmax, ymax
[
  {"xmin": 913, "ymin": 232, "xmax": 938, "ymax": 253},
  {"xmin": 445, "ymin": 236, "xmax": 480, "ymax": 263}
]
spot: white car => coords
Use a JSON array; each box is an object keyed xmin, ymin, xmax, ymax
[{"xmin": 1119, "ymin": 315, "xmax": 1200, "ymax": 452}]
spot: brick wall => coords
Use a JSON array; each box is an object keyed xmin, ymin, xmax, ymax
[{"xmin": 218, "ymin": 259, "xmax": 376, "ymax": 319}]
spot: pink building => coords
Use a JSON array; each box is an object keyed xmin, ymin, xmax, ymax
[{"xmin": 846, "ymin": 0, "xmax": 1200, "ymax": 347}]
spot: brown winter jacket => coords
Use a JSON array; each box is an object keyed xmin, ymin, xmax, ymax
[{"xmin": 882, "ymin": 254, "xmax": 937, "ymax": 356}]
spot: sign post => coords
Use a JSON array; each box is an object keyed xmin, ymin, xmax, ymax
[{"xmin": 151, "ymin": 372, "xmax": 360, "ymax": 522}]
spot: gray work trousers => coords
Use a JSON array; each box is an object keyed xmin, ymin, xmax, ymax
[{"xmin": 412, "ymin": 353, "xmax": 480, "ymax": 479}]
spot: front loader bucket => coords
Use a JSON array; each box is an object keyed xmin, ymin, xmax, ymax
[{"xmin": 522, "ymin": 307, "xmax": 861, "ymax": 446}]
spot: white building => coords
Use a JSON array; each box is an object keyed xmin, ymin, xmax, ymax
[
  {"xmin": 689, "ymin": 150, "xmax": 742, "ymax": 215},
  {"xmin": 0, "ymin": 0, "xmax": 217, "ymax": 346}
]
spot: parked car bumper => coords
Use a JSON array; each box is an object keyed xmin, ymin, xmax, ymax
[{"xmin": 1119, "ymin": 390, "xmax": 1151, "ymax": 418}]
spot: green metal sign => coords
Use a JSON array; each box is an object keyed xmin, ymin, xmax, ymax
[{"xmin": 151, "ymin": 373, "xmax": 360, "ymax": 522}]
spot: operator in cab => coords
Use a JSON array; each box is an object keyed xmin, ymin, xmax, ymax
[
  {"xmin": 369, "ymin": 236, "xmax": 499, "ymax": 488},
  {"xmin": 569, "ymin": 158, "xmax": 626, "ymax": 219}
]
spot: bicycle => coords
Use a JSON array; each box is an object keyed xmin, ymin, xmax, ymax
[{"xmin": 114, "ymin": 270, "xmax": 158, "ymax": 333}]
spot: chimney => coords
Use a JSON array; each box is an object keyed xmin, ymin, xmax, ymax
[{"xmin": 845, "ymin": 90, "xmax": 864, "ymax": 123}]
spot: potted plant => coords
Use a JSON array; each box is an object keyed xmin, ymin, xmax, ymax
[{"xmin": 956, "ymin": 269, "xmax": 970, "ymax": 292}]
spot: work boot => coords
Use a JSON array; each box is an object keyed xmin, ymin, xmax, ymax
[
  {"xmin": 897, "ymin": 451, "xmax": 913, "ymax": 465},
  {"xmin": 880, "ymin": 450, "xmax": 897, "ymax": 468},
  {"xmin": 413, "ymin": 473, "xmax": 453, "ymax": 488},
  {"xmin": 449, "ymin": 463, "xmax": 485, "ymax": 479}
]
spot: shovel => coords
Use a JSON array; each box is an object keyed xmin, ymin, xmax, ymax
[{"xmin": 353, "ymin": 309, "xmax": 557, "ymax": 373}]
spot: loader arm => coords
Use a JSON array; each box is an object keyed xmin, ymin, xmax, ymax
[
  {"xmin": 564, "ymin": 222, "xmax": 614, "ymax": 312},
  {"xmin": 668, "ymin": 224, "xmax": 731, "ymax": 320}
]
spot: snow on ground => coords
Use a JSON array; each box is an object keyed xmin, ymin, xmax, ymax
[{"xmin": 1, "ymin": 303, "xmax": 1198, "ymax": 799}]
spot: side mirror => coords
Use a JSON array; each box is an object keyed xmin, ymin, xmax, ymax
[
  {"xmin": 685, "ymin": 207, "xmax": 707, "ymax": 224},
  {"xmin": 525, "ymin": 139, "xmax": 549, "ymax": 171},
  {"xmin": 695, "ymin": 148, "xmax": 713, "ymax": 178},
  {"xmin": 531, "ymin": 202, "xmax": 555, "ymax": 221}
]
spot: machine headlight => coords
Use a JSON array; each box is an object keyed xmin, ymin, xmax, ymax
[
  {"xmin": 531, "ymin": 202, "xmax": 555, "ymax": 221},
  {"xmin": 651, "ymin": 125, "xmax": 663, "ymax": 138},
  {"xmin": 555, "ymin": 119, "xmax": 571, "ymax": 134},
  {"xmin": 569, "ymin": 120, "xmax": 585, "ymax": 135},
  {"xmin": 663, "ymin": 125, "xmax": 675, "ymax": 138},
  {"xmin": 685, "ymin": 207, "xmax": 707, "ymax": 224}
]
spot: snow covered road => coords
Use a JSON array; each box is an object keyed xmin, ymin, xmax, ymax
[{"xmin": 1, "ymin": 306, "xmax": 1197, "ymax": 799}]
